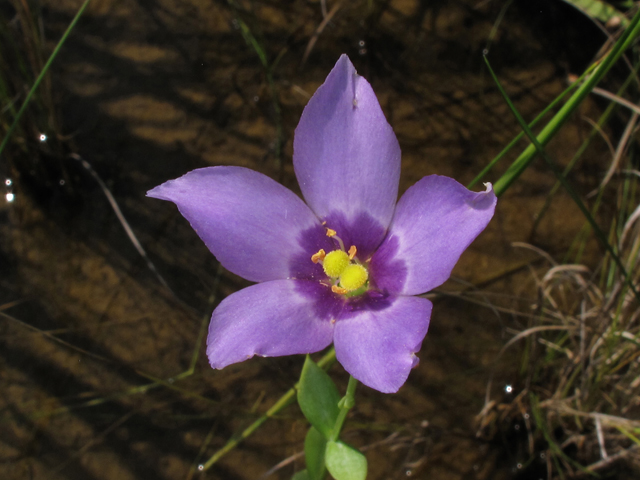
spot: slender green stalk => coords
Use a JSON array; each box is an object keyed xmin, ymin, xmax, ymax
[
  {"xmin": 0, "ymin": 0, "xmax": 94, "ymax": 160},
  {"xmin": 483, "ymin": 54, "xmax": 640, "ymax": 303},
  {"xmin": 531, "ymin": 63, "xmax": 639, "ymax": 235},
  {"xmin": 492, "ymin": 8, "xmax": 640, "ymax": 197},
  {"xmin": 329, "ymin": 375, "xmax": 358, "ymax": 442},
  {"xmin": 468, "ymin": 64, "xmax": 593, "ymax": 189},
  {"xmin": 201, "ymin": 347, "xmax": 337, "ymax": 470},
  {"xmin": 227, "ymin": 0, "xmax": 283, "ymax": 174}
]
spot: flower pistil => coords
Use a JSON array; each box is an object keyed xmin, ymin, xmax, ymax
[{"xmin": 311, "ymin": 234, "xmax": 369, "ymax": 295}]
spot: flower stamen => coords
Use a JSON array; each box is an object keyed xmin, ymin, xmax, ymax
[
  {"xmin": 317, "ymin": 229, "xmax": 368, "ymax": 296},
  {"xmin": 311, "ymin": 249, "xmax": 326, "ymax": 264},
  {"xmin": 331, "ymin": 285, "xmax": 348, "ymax": 295},
  {"xmin": 325, "ymin": 227, "xmax": 346, "ymax": 251}
]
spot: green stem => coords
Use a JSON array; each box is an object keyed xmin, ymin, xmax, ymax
[
  {"xmin": 329, "ymin": 375, "xmax": 358, "ymax": 442},
  {"xmin": 530, "ymin": 64, "xmax": 638, "ymax": 237},
  {"xmin": 201, "ymin": 347, "xmax": 337, "ymax": 470},
  {"xmin": 0, "ymin": 0, "xmax": 94, "ymax": 160},
  {"xmin": 483, "ymin": 54, "xmax": 640, "ymax": 303},
  {"xmin": 492, "ymin": 8, "xmax": 640, "ymax": 197},
  {"xmin": 467, "ymin": 63, "xmax": 591, "ymax": 189},
  {"xmin": 227, "ymin": 0, "xmax": 284, "ymax": 175}
]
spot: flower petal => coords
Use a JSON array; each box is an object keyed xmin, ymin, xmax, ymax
[
  {"xmin": 293, "ymin": 55, "xmax": 400, "ymax": 252},
  {"xmin": 207, "ymin": 280, "xmax": 341, "ymax": 368},
  {"xmin": 148, "ymin": 166, "xmax": 333, "ymax": 282},
  {"xmin": 371, "ymin": 176, "xmax": 497, "ymax": 295},
  {"xmin": 334, "ymin": 295, "xmax": 432, "ymax": 393}
]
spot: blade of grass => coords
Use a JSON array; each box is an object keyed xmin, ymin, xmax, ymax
[
  {"xmin": 561, "ymin": 0, "xmax": 629, "ymax": 27},
  {"xmin": 483, "ymin": 54, "xmax": 640, "ymax": 303},
  {"xmin": 226, "ymin": 0, "xmax": 284, "ymax": 175},
  {"xmin": 468, "ymin": 66, "xmax": 591, "ymax": 189},
  {"xmin": 200, "ymin": 347, "xmax": 337, "ymax": 471},
  {"xmin": 530, "ymin": 63, "xmax": 640, "ymax": 236},
  {"xmin": 492, "ymin": 8, "xmax": 640, "ymax": 197},
  {"xmin": 530, "ymin": 394, "xmax": 597, "ymax": 477},
  {"xmin": 0, "ymin": 0, "xmax": 93, "ymax": 160}
]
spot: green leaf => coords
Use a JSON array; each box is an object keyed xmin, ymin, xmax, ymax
[
  {"xmin": 297, "ymin": 356, "xmax": 341, "ymax": 437},
  {"xmin": 325, "ymin": 440, "xmax": 367, "ymax": 480},
  {"xmin": 292, "ymin": 470, "xmax": 311, "ymax": 480},
  {"xmin": 561, "ymin": 0, "xmax": 628, "ymax": 27},
  {"xmin": 305, "ymin": 427, "xmax": 327, "ymax": 480}
]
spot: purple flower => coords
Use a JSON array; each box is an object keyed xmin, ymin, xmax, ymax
[{"xmin": 147, "ymin": 55, "xmax": 496, "ymax": 393}]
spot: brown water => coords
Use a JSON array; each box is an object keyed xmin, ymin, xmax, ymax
[{"xmin": 0, "ymin": 0, "xmax": 615, "ymax": 479}]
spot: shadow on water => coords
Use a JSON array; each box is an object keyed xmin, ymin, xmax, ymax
[{"xmin": 0, "ymin": 0, "xmax": 623, "ymax": 478}]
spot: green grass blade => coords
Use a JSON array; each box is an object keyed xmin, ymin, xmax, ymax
[
  {"xmin": 530, "ymin": 64, "xmax": 639, "ymax": 235},
  {"xmin": 492, "ymin": 9, "xmax": 640, "ymax": 197},
  {"xmin": 200, "ymin": 348, "xmax": 337, "ymax": 471},
  {"xmin": 561, "ymin": 0, "xmax": 629, "ymax": 26},
  {"xmin": 226, "ymin": 0, "xmax": 283, "ymax": 173},
  {"xmin": 0, "ymin": 0, "xmax": 94, "ymax": 160},
  {"xmin": 484, "ymin": 54, "xmax": 640, "ymax": 303},
  {"xmin": 468, "ymin": 66, "xmax": 592, "ymax": 189}
]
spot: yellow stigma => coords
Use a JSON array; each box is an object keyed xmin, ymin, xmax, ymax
[
  {"xmin": 323, "ymin": 250, "xmax": 349, "ymax": 278},
  {"xmin": 339, "ymin": 264, "xmax": 368, "ymax": 291}
]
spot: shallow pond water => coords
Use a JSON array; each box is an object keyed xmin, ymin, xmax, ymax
[{"xmin": 0, "ymin": 0, "xmax": 620, "ymax": 479}]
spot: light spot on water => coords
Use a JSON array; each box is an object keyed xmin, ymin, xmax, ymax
[{"xmin": 6, "ymin": 193, "xmax": 15, "ymax": 203}]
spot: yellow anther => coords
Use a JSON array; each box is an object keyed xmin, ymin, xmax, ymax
[
  {"xmin": 339, "ymin": 264, "xmax": 368, "ymax": 292},
  {"xmin": 348, "ymin": 245, "xmax": 357, "ymax": 260},
  {"xmin": 311, "ymin": 249, "xmax": 326, "ymax": 264},
  {"xmin": 331, "ymin": 285, "xmax": 348, "ymax": 295},
  {"xmin": 325, "ymin": 228, "xmax": 337, "ymax": 237},
  {"xmin": 323, "ymin": 250, "xmax": 349, "ymax": 278}
]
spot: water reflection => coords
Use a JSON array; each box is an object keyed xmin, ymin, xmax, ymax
[{"xmin": 4, "ymin": 178, "xmax": 14, "ymax": 203}]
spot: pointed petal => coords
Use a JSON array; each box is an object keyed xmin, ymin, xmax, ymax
[
  {"xmin": 371, "ymin": 176, "xmax": 496, "ymax": 295},
  {"xmin": 293, "ymin": 55, "xmax": 400, "ymax": 253},
  {"xmin": 207, "ymin": 280, "xmax": 341, "ymax": 368},
  {"xmin": 334, "ymin": 295, "xmax": 432, "ymax": 393},
  {"xmin": 148, "ymin": 167, "xmax": 333, "ymax": 282}
]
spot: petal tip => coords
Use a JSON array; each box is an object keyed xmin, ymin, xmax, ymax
[
  {"xmin": 469, "ymin": 182, "xmax": 497, "ymax": 210},
  {"xmin": 146, "ymin": 184, "xmax": 167, "ymax": 200}
]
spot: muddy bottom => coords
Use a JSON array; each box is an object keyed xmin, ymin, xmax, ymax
[{"xmin": 0, "ymin": 0, "xmax": 617, "ymax": 479}]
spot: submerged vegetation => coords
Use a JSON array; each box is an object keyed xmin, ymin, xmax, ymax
[{"xmin": 2, "ymin": 0, "xmax": 640, "ymax": 479}]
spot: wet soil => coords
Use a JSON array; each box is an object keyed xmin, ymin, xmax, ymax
[{"xmin": 0, "ymin": 0, "xmax": 621, "ymax": 479}]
